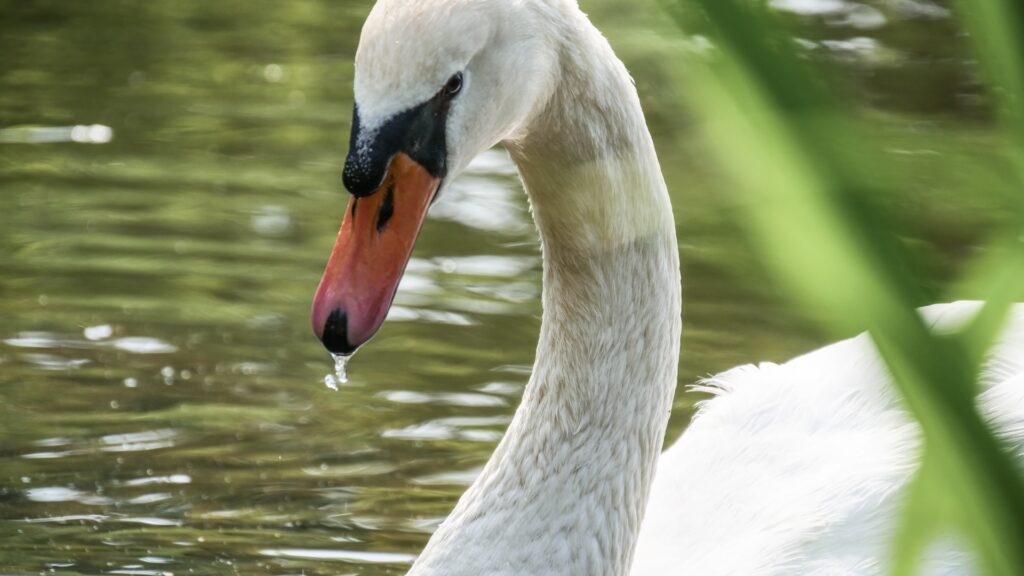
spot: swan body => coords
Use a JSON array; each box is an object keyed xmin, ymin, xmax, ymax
[
  {"xmin": 309, "ymin": 1, "xmax": 1024, "ymax": 574},
  {"xmin": 635, "ymin": 301, "xmax": 1024, "ymax": 576}
]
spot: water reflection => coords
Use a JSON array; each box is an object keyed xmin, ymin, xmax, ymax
[
  {"xmin": 0, "ymin": 124, "xmax": 113, "ymax": 144},
  {"xmin": 377, "ymin": 390, "xmax": 508, "ymax": 408},
  {"xmin": 5, "ymin": 331, "xmax": 178, "ymax": 355},
  {"xmin": 25, "ymin": 487, "xmax": 108, "ymax": 504},
  {"xmin": 430, "ymin": 149, "xmax": 530, "ymax": 235},
  {"xmin": 260, "ymin": 548, "xmax": 417, "ymax": 564},
  {"xmin": 381, "ymin": 416, "xmax": 508, "ymax": 442},
  {"xmin": 122, "ymin": 475, "xmax": 192, "ymax": 487}
]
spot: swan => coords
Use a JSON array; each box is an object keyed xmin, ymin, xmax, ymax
[{"xmin": 308, "ymin": 0, "xmax": 1024, "ymax": 573}]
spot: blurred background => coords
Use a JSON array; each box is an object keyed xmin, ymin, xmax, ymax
[{"xmin": 0, "ymin": 0, "xmax": 1017, "ymax": 574}]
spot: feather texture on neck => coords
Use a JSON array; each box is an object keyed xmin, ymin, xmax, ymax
[{"xmin": 408, "ymin": 6, "xmax": 682, "ymax": 575}]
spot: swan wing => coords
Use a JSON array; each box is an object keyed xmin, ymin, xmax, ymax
[{"xmin": 632, "ymin": 301, "xmax": 1024, "ymax": 576}]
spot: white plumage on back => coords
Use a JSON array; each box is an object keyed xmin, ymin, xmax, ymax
[{"xmin": 634, "ymin": 302, "xmax": 1024, "ymax": 575}]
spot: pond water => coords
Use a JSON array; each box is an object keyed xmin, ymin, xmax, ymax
[{"xmin": 0, "ymin": 0, "xmax": 1016, "ymax": 574}]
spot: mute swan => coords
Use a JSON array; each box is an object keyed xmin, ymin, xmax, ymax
[{"xmin": 308, "ymin": 0, "xmax": 1024, "ymax": 574}]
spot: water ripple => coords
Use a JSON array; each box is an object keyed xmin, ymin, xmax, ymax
[
  {"xmin": 24, "ymin": 514, "xmax": 108, "ymax": 523},
  {"xmin": 4, "ymin": 331, "xmax": 177, "ymax": 355},
  {"xmin": 122, "ymin": 474, "xmax": 192, "ymax": 487},
  {"xmin": 22, "ymin": 449, "xmax": 87, "ymax": 459},
  {"xmin": 259, "ymin": 548, "xmax": 416, "ymax": 564},
  {"xmin": 25, "ymin": 486, "xmax": 113, "ymax": 505},
  {"xmin": 117, "ymin": 516, "xmax": 183, "ymax": 527},
  {"xmin": 108, "ymin": 570, "xmax": 173, "ymax": 576},
  {"xmin": 111, "ymin": 337, "xmax": 178, "ymax": 354},
  {"xmin": 100, "ymin": 429, "xmax": 179, "ymax": 453},
  {"xmin": 378, "ymin": 390, "xmax": 507, "ymax": 408}
]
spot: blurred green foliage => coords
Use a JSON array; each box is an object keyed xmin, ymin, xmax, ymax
[{"xmin": 667, "ymin": 0, "xmax": 1024, "ymax": 573}]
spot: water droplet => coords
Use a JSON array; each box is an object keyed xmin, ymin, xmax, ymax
[{"xmin": 323, "ymin": 353, "xmax": 353, "ymax": 391}]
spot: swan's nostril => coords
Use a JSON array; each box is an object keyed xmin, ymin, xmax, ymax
[
  {"xmin": 376, "ymin": 182, "xmax": 395, "ymax": 232},
  {"xmin": 321, "ymin": 308, "xmax": 358, "ymax": 355}
]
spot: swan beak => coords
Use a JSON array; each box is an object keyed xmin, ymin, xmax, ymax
[{"xmin": 311, "ymin": 153, "xmax": 440, "ymax": 354}]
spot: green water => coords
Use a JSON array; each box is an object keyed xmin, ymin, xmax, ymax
[{"xmin": 0, "ymin": 0, "xmax": 1016, "ymax": 574}]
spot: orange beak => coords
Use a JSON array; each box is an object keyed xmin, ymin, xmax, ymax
[{"xmin": 311, "ymin": 153, "xmax": 441, "ymax": 353}]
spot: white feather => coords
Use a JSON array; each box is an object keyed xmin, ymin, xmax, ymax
[{"xmin": 635, "ymin": 303, "xmax": 1024, "ymax": 576}]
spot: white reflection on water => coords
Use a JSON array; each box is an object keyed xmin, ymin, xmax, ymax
[
  {"xmin": 84, "ymin": 324, "xmax": 113, "ymax": 340},
  {"xmin": 23, "ymin": 433, "xmax": 185, "ymax": 460},
  {"xmin": 34, "ymin": 436, "xmax": 74, "ymax": 447},
  {"xmin": 102, "ymin": 428, "xmax": 178, "ymax": 445},
  {"xmin": 24, "ymin": 514, "xmax": 108, "ymax": 523},
  {"xmin": 378, "ymin": 390, "xmax": 507, "ymax": 408},
  {"xmin": 101, "ymin": 443, "xmax": 174, "ymax": 454},
  {"xmin": 395, "ymin": 270, "xmax": 440, "ymax": 295},
  {"xmin": 475, "ymin": 381, "xmax": 524, "ymax": 396},
  {"xmin": 25, "ymin": 486, "xmax": 88, "ymax": 502},
  {"xmin": 430, "ymin": 148, "xmax": 529, "ymax": 235},
  {"xmin": 386, "ymin": 306, "xmax": 474, "ymax": 326},
  {"xmin": 260, "ymin": 548, "xmax": 417, "ymax": 564},
  {"xmin": 4, "ymin": 331, "xmax": 177, "ymax": 355},
  {"xmin": 0, "ymin": 124, "xmax": 113, "ymax": 144},
  {"xmin": 262, "ymin": 63, "xmax": 285, "ymax": 83},
  {"xmin": 112, "ymin": 337, "xmax": 178, "ymax": 354},
  {"xmin": 412, "ymin": 467, "xmax": 483, "ymax": 487},
  {"xmin": 403, "ymin": 516, "xmax": 448, "ymax": 534},
  {"xmin": 394, "ymin": 256, "xmax": 539, "ymax": 318},
  {"xmin": 126, "ymin": 493, "xmax": 173, "ymax": 505},
  {"xmin": 302, "ymin": 460, "xmax": 398, "ymax": 479},
  {"xmin": 22, "ymin": 449, "xmax": 86, "ymax": 459},
  {"xmin": 405, "ymin": 255, "xmax": 537, "ymax": 278},
  {"xmin": 107, "ymin": 569, "xmax": 172, "ymax": 576},
  {"xmin": 123, "ymin": 474, "xmax": 192, "ymax": 487},
  {"xmin": 117, "ymin": 516, "xmax": 182, "ymax": 526},
  {"xmin": 25, "ymin": 486, "xmax": 113, "ymax": 505},
  {"xmin": 433, "ymin": 255, "xmax": 536, "ymax": 277},
  {"xmin": 381, "ymin": 415, "xmax": 507, "ymax": 442},
  {"xmin": 392, "ymin": 254, "xmax": 541, "ymax": 322},
  {"xmin": 19, "ymin": 353, "xmax": 90, "ymax": 370},
  {"xmin": 5, "ymin": 332, "xmax": 91, "ymax": 349},
  {"xmin": 465, "ymin": 281, "xmax": 537, "ymax": 304},
  {"xmin": 251, "ymin": 204, "xmax": 293, "ymax": 237}
]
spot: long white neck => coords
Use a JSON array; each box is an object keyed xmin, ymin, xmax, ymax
[{"xmin": 408, "ymin": 11, "xmax": 681, "ymax": 576}]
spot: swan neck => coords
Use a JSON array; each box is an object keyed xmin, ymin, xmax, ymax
[{"xmin": 409, "ymin": 12, "xmax": 681, "ymax": 576}]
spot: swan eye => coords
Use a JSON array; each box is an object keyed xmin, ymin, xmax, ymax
[{"xmin": 443, "ymin": 72, "xmax": 463, "ymax": 98}]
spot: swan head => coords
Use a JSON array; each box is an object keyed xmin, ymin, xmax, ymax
[{"xmin": 311, "ymin": 0, "xmax": 560, "ymax": 353}]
